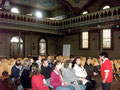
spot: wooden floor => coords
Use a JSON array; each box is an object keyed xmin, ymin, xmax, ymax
[{"xmin": 0, "ymin": 75, "xmax": 120, "ymax": 90}]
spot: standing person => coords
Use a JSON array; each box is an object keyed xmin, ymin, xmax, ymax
[
  {"xmin": 99, "ymin": 52, "xmax": 113, "ymax": 90},
  {"xmin": 30, "ymin": 63, "xmax": 48, "ymax": 90},
  {"xmin": 50, "ymin": 61, "xmax": 75, "ymax": 90}
]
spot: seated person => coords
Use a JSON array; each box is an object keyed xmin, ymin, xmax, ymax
[
  {"xmin": 50, "ymin": 61, "xmax": 75, "ymax": 90},
  {"xmin": 11, "ymin": 60, "xmax": 21, "ymax": 79},
  {"xmin": 36, "ymin": 55, "xmax": 42, "ymax": 67},
  {"xmin": 41, "ymin": 59, "xmax": 53, "ymax": 88},
  {"xmin": 84, "ymin": 57, "xmax": 98, "ymax": 88},
  {"xmin": 72, "ymin": 57, "xmax": 93, "ymax": 90},
  {"xmin": 47, "ymin": 55, "xmax": 53, "ymax": 68},
  {"xmin": 62, "ymin": 60, "xmax": 86, "ymax": 90},
  {"xmin": 30, "ymin": 63, "xmax": 48, "ymax": 90},
  {"xmin": 20, "ymin": 59, "xmax": 31, "ymax": 89}
]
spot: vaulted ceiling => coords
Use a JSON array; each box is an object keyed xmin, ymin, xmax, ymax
[{"xmin": 0, "ymin": 0, "xmax": 95, "ymax": 11}]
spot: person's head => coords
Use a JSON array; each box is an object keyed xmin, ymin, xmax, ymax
[
  {"xmin": 62, "ymin": 58, "xmax": 67, "ymax": 63},
  {"xmin": 72, "ymin": 57, "xmax": 81, "ymax": 67},
  {"xmin": 53, "ymin": 59, "xmax": 58, "ymax": 64},
  {"xmin": 86, "ymin": 57, "xmax": 92, "ymax": 65},
  {"xmin": 29, "ymin": 58, "xmax": 34, "ymax": 64},
  {"xmin": 30, "ymin": 63, "xmax": 40, "ymax": 77},
  {"xmin": 99, "ymin": 52, "xmax": 108, "ymax": 60},
  {"xmin": 54, "ymin": 61, "xmax": 62, "ymax": 70},
  {"xmin": 47, "ymin": 55, "xmax": 51, "ymax": 60},
  {"xmin": 42, "ymin": 59, "xmax": 48, "ymax": 67},
  {"xmin": 38, "ymin": 56, "xmax": 42, "ymax": 61},
  {"xmin": 24, "ymin": 59, "xmax": 31, "ymax": 67},
  {"xmin": 55, "ymin": 56, "xmax": 59, "ymax": 60},
  {"xmin": 15, "ymin": 60, "xmax": 21, "ymax": 66},
  {"xmin": 64, "ymin": 60, "xmax": 72, "ymax": 68}
]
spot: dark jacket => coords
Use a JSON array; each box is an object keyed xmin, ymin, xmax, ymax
[
  {"xmin": 11, "ymin": 65, "xmax": 20, "ymax": 78},
  {"xmin": 41, "ymin": 65, "xmax": 53, "ymax": 79},
  {"xmin": 20, "ymin": 67, "xmax": 31, "ymax": 88},
  {"xmin": 84, "ymin": 62, "xmax": 97, "ymax": 80}
]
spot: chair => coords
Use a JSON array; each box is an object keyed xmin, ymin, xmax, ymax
[
  {"xmin": 114, "ymin": 63, "xmax": 120, "ymax": 71},
  {"xmin": 118, "ymin": 60, "xmax": 120, "ymax": 65},
  {"xmin": 0, "ymin": 66, "xmax": 4, "ymax": 77},
  {"xmin": 81, "ymin": 61, "xmax": 85, "ymax": 67},
  {"xmin": 113, "ymin": 60, "xmax": 117, "ymax": 64},
  {"xmin": 113, "ymin": 69, "xmax": 118, "ymax": 82},
  {"xmin": 91, "ymin": 60, "xmax": 94, "ymax": 65},
  {"xmin": 93, "ymin": 61, "xmax": 100, "ymax": 66},
  {"xmin": 1, "ymin": 62, "xmax": 9, "ymax": 71},
  {"xmin": 6, "ymin": 65, "xmax": 13, "ymax": 75}
]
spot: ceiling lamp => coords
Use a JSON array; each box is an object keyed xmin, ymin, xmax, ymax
[
  {"xmin": 11, "ymin": 7, "xmax": 20, "ymax": 14},
  {"xmin": 35, "ymin": 11, "xmax": 42, "ymax": 18},
  {"xmin": 103, "ymin": 5, "xmax": 110, "ymax": 10},
  {"xmin": 82, "ymin": 11, "xmax": 88, "ymax": 15}
]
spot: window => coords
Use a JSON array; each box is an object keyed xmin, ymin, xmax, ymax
[
  {"xmin": 103, "ymin": 5, "xmax": 110, "ymax": 9},
  {"xmin": 39, "ymin": 38, "xmax": 46, "ymax": 55},
  {"xmin": 82, "ymin": 32, "xmax": 88, "ymax": 48},
  {"xmin": 11, "ymin": 36, "xmax": 23, "ymax": 43},
  {"xmin": 46, "ymin": 15, "xmax": 65, "ymax": 20},
  {"xmin": 82, "ymin": 11, "xmax": 88, "ymax": 15},
  {"xmin": 10, "ymin": 36, "xmax": 23, "ymax": 58},
  {"xmin": 103, "ymin": 29, "xmax": 111, "ymax": 48}
]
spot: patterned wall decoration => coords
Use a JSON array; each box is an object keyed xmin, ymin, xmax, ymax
[{"xmin": 66, "ymin": 0, "xmax": 88, "ymax": 8}]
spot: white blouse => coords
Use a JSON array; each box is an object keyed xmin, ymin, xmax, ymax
[{"xmin": 73, "ymin": 64, "xmax": 87, "ymax": 78}]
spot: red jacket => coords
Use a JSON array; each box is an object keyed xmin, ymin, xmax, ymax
[
  {"xmin": 50, "ymin": 70, "xmax": 62, "ymax": 90},
  {"xmin": 32, "ymin": 74, "xmax": 49, "ymax": 90},
  {"xmin": 101, "ymin": 59, "xmax": 113, "ymax": 83}
]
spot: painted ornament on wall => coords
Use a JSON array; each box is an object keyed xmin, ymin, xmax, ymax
[{"xmin": 73, "ymin": 0, "xmax": 80, "ymax": 4}]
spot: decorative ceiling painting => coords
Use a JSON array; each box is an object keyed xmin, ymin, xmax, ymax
[
  {"xmin": 10, "ymin": 0, "xmax": 62, "ymax": 10},
  {"xmin": 66, "ymin": 0, "xmax": 88, "ymax": 8}
]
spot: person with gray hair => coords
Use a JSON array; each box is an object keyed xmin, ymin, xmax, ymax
[{"xmin": 62, "ymin": 60, "xmax": 86, "ymax": 90}]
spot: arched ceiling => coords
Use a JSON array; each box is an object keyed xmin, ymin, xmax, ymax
[{"xmin": 0, "ymin": 0, "xmax": 94, "ymax": 11}]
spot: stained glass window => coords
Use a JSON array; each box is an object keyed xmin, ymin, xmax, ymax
[
  {"xmin": 39, "ymin": 38, "xmax": 46, "ymax": 55},
  {"xmin": 103, "ymin": 29, "xmax": 111, "ymax": 48},
  {"xmin": 82, "ymin": 32, "xmax": 88, "ymax": 48}
]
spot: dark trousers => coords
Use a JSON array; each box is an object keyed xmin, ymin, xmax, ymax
[{"xmin": 102, "ymin": 83, "xmax": 111, "ymax": 90}]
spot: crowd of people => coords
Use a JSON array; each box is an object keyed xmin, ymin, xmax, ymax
[{"xmin": 10, "ymin": 52, "xmax": 113, "ymax": 90}]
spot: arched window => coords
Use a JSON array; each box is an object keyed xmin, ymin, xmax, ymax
[
  {"xmin": 11, "ymin": 36, "xmax": 23, "ymax": 43},
  {"xmin": 39, "ymin": 38, "xmax": 47, "ymax": 55},
  {"xmin": 82, "ymin": 11, "xmax": 88, "ymax": 15},
  {"xmin": 102, "ymin": 5, "xmax": 110, "ymax": 9},
  {"xmin": 10, "ymin": 36, "xmax": 24, "ymax": 58}
]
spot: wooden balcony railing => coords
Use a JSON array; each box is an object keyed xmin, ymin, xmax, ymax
[{"xmin": 0, "ymin": 6, "xmax": 120, "ymax": 30}]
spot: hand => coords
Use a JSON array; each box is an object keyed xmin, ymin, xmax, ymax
[
  {"xmin": 93, "ymin": 72, "xmax": 98, "ymax": 76},
  {"xmin": 102, "ymin": 79, "xmax": 106, "ymax": 83},
  {"xmin": 62, "ymin": 82, "xmax": 66, "ymax": 86}
]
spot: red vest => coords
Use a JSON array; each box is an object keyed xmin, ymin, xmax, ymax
[{"xmin": 101, "ymin": 59, "xmax": 113, "ymax": 83}]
